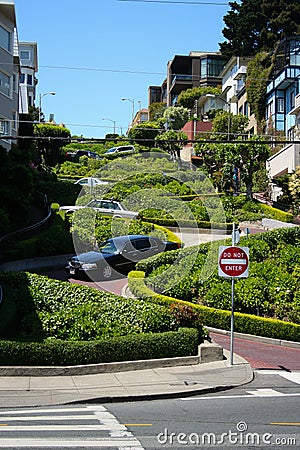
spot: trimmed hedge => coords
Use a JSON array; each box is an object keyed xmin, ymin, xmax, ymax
[
  {"xmin": 128, "ymin": 271, "xmax": 300, "ymax": 342},
  {"xmin": 142, "ymin": 216, "xmax": 233, "ymax": 230},
  {"xmin": 0, "ymin": 328, "xmax": 199, "ymax": 366},
  {"xmin": 259, "ymin": 203, "xmax": 294, "ymax": 223}
]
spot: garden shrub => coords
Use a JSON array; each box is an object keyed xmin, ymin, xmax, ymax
[
  {"xmin": 128, "ymin": 271, "xmax": 300, "ymax": 342},
  {"xmin": 0, "ymin": 271, "xmax": 190, "ymax": 341},
  {"xmin": 0, "ymin": 328, "xmax": 199, "ymax": 366}
]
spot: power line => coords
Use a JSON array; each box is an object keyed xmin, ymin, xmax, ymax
[
  {"xmin": 3, "ymin": 135, "xmax": 299, "ymax": 145},
  {"xmin": 117, "ymin": 0, "xmax": 228, "ymax": 5}
]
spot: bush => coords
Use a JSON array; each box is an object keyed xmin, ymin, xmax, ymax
[
  {"xmin": 0, "ymin": 328, "xmax": 199, "ymax": 366},
  {"xmin": 0, "ymin": 271, "xmax": 178, "ymax": 341},
  {"xmin": 128, "ymin": 271, "xmax": 300, "ymax": 342}
]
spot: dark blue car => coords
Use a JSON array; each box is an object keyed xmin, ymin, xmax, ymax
[{"xmin": 65, "ymin": 234, "xmax": 182, "ymax": 280}]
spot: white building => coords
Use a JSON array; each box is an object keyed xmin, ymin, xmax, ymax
[
  {"xmin": 0, "ymin": 0, "xmax": 19, "ymax": 151},
  {"xmin": 19, "ymin": 41, "xmax": 38, "ymax": 114}
]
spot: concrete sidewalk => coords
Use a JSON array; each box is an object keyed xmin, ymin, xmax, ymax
[{"xmin": 0, "ymin": 350, "xmax": 252, "ymax": 408}]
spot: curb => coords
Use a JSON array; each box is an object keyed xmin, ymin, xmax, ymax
[
  {"xmin": 0, "ymin": 341, "xmax": 224, "ymax": 377},
  {"xmin": 208, "ymin": 327, "xmax": 300, "ymax": 349}
]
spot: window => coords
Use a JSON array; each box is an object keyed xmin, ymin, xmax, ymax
[
  {"xmin": 0, "ymin": 119, "xmax": 10, "ymax": 136},
  {"xmin": 0, "ymin": 24, "xmax": 10, "ymax": 52},
  {"xmin": 13, "ymin": 73, "xmax": 18, "ymax": 92},
  {"xmin": 0, "ymin": 71, "xmax": 11, "ymax": 96},
  {"xmin": 27, "ymin": 74, "xmax": 33, "ymax": 85},
  {"xmin": 20, "ymin": 73, "xmax": 25, "ymax": 84},
  {"xmin": 277, "ymin": 98, "xmax": 285, "ymax": 113},
  {"xmin": 20, "ymin": 50, "xmax": 30, "ymax": 60},
  {"xmin": 132, "ymin": 238, "xmax": 150, "ymax": 251},
  {"xmin": 12, "ymin": 112, "xmax": 17, "ymax": 130}
]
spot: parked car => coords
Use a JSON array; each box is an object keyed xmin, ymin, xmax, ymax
[
  {"xmin": 59, "ymin": 199, "xmax": 139, "ymax": 219},
  {"xmin": 66, "ymin": 150, "xmax": 101, "ymax": 160},
  {"xmin": 65, "ymin": 234, "xmax": 182, "ymax": 280},
  {"xmin": 104, "ymin": 145, "xmax": 135, "ymax": 156},
  {"xmin": 74, "ymin": 177, "xmax": 108, "ymax": 187}
]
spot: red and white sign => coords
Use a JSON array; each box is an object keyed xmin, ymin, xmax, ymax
[{"xmin": 218, "ymin": 246, "xmax": 249, "ymax": 278}]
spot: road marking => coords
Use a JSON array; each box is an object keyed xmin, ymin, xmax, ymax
[
  {"xmin": 246, "ymin": 388, "xmax": 285, "ymax": 396},
  {"xmin": 0, "ymin": 438, "xmax": 144, "ymax": 448},
  {"xmin": 123, "ymin": 423, "xmax": 153, "ymax": 427},
  {"xmin": 0, "ymin": 425, "xmax": 127, "ymax": 431},
  {"xmin": 0, "ymin": 406, "xmax": 107, "ymax": 415},
  {"xmin": 270, "ymin": 422, "xmax": 300, "ymax": 426},
  {"xmin": 181, "ymin": 392, "xmax": 300, "ymax": 400},
  {"xmin": 0, "ymin": 405, "xmax": 146, "ymax": 450},
  {"xmin": 0, "ymin": 414, "xmax": 113, "ymax": 421}
]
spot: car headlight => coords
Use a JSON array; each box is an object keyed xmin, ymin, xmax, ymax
[{"xmin": 81, "ymin": 263, "xmax": 98, "ymax": 270}]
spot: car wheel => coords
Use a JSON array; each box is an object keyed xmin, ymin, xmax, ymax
[{"xmin": 101, "ymin": 263, "xmax": 113, "ymax": 280}]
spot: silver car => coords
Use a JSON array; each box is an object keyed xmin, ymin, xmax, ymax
[{"xmin": 59, "ymin": 199, "xmax": 139, "ymax": 219}]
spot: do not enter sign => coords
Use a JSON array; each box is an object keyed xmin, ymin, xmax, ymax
[{"xmin": 218, "ymin": 246, "xmax": 249, "ymax": 278}]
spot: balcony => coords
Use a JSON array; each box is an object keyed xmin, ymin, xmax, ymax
[{"xmin": 289, "ymin": 93, "xmax": 300, "ymax": 116}]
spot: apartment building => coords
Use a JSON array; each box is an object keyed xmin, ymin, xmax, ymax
[
  {"xmin": 148, "ymin": 51, "xmax": 225, "ymax": 108},
  {"xmin": 19, "ymin": 41, "xmax": 38, "ymax": 114},
  {"xmin": 266, "ymin": 35, "xmax": 300, "ymax": 199},
  {"xmin": 197, "ymin": 56, "xmax": 258, "ymax": 134},
  {"xmin": 0, "ymin": 0, "xmax": 19, "ymax": 151}
]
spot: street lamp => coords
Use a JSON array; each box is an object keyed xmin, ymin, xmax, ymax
[
  {"xmin": 205, "ymin": 94, "xmax": 231, "ymax": 140},
  {"xmin": 102, "ymin": 117, "xmax": 116, "ymax": 134},
  {"xmin": 138, "ymin": 100, "xmax": 142, "ymax": 124},
  {"xmin": 39, "ymin": 92, "xmax": 56, "ymax": 123},
  {"xmin": 121, "ymin": 98, "xmax": 135, "ymax": 123}
]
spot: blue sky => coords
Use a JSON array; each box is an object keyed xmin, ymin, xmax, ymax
[{"xmin": 14, "ymin": 0, "xmax": 229, "ymax": 138}]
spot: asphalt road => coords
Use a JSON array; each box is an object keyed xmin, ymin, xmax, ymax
[{"xmin": 1, "ymin": 376, "xmax": 299, "ymax": 449}]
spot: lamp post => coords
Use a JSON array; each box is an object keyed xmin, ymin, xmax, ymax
[
  {"xmin": 39, "ymin": 92, "xmax": 56, "ymax": 123},
  {"xmin": 102, "ymin": 117, "xmax": 116, "ymax": 134},
  {"xmin": 121, "ymin": 98, "xmax": 135, "ymax": 123},
  {"xmin": 205, "ymin": 94, "xmax": 231, "ymax": 140},
  {"xmin": 138, "ymin": 100, "xmax": 142, "ymax": 124}
]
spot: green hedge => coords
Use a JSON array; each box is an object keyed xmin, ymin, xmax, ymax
[
  {"xmin": 259, "ymin": 203, "xmax": 294, "ymax": 222},
  {"xmin": 0, "ymin": 328, "xmax": 199, "ymax": 366},
  {"xmin": 128, "ymin": 271, "xmax": 300, "ymax": 342},
  {"xmin": 142, "ymin": 216, "xmax": 233, "ymax": 230}
]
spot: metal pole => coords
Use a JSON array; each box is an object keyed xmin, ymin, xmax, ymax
[
  {"xmin": 230, "ymin": 277, "xmax": 235, "ymax": 365},
  {"xmin": 230, "ymin": 222, "xmax": 235, "ymax": 365},
  {"xmin": 38, "ymin": 94, "xmax": 42, "ymax": 123},
  {"xmin": 227, "ymin": 104, "xmax": 231, "ymax": 141}
]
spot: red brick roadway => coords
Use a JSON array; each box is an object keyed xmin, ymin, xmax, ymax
[{"xmin": 209, "ymin": 331, "xmax": 300, "ymax": 371}]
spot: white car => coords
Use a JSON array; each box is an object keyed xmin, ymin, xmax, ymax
[
  {"xmin": 59, "ymin": 199, "xmax": 139, "ymax": 219},
  {"xmin": 74, "ymin": 177, "xmax": 108, "ymax": 187},
  {"xmin": 105, "ymin": 145, "xmax": 135, "ymax": 155}
]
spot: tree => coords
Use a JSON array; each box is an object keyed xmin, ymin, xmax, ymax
[
  {"xmin": 230, "ymin": 137, "xmax": 271, "ymax": 198},
  {"xmin": 288, "ymin": 167, "xmax": 300, "ymax": 208},
  {"xmin": 212, "ymin": 111, "xmax": 249, "ymax": 140},
  {"xmin": 155, "ymin": 130, "xmax": 188, "ymax": 160},
  {"xmin": 219, "ymin": 0, "xmax": 300, "ymax": 60},
  {"xmin": 246, "ymin": 51, "xmax": 272, "ymax": 129},
  {"xmin": 162, "ymin": 106, "xmax": 190, "ymax": 131},
  {"xmin": 127, "ymin": 122, "xmax": 160, "ymax": 147},
  {"xmin": 177, "ymin": 87, "xmax": 222, "ymax": 110},
  {"xmin": 34, "ymin": 123, "xmax": 71, "ymax": 166},
  {"xmin": 148, "ymin": 102, "xmax": 166, "ymax": 121}
]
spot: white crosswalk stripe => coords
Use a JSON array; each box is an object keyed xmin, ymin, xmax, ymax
[
  {"xmin": 0, "ymin": 405, "xmax": 145, "ymax": 449},
  {"xmin": 246, "ymin": 388, "xmax": 285, "ymax": 396},
  {"xmin": 256, "ymin": 370, "xmax": 300, "ymax": 385}
]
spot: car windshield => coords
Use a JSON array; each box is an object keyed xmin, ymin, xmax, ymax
[
  {"xmin": 106, "ymin": 148, "xmax": 116, "ymax": 153},
  {"xmin": 99, "ymin": 241, "xmax": 117, "ymax": 254}
]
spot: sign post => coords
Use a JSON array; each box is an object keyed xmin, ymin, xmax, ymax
[{"xmin": 218, "ymin": 224, "xmax": 249, "ymax": 365}]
